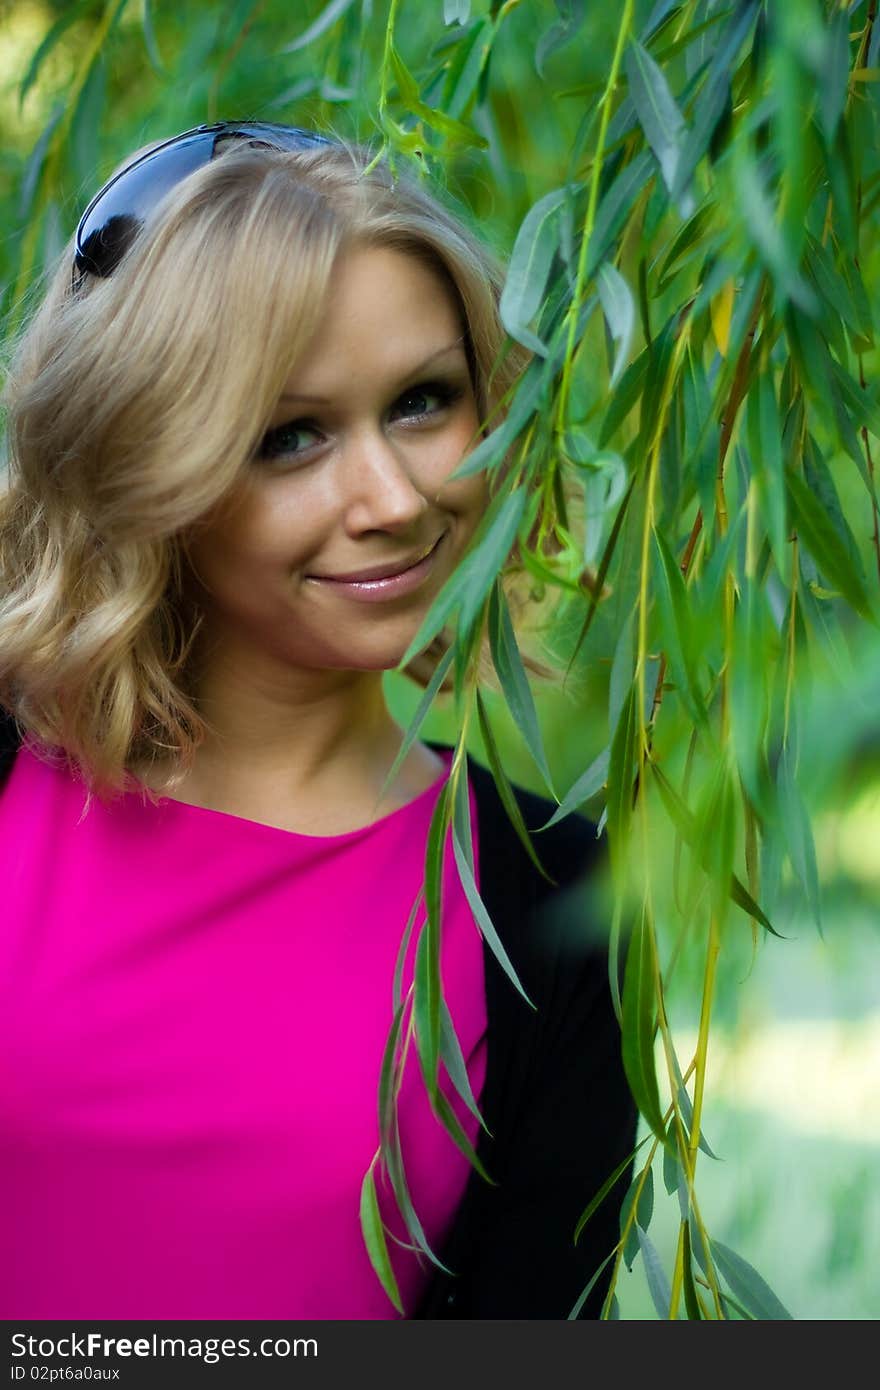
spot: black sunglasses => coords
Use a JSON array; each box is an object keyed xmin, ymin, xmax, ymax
[{"xmin": 73, "ymin": 121, "xmax": 337, "ymax": 281}]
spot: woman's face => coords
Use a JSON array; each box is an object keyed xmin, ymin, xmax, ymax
[{"xmin": 184, "ymin": 244, "xmax": 488, "ymax": 677}]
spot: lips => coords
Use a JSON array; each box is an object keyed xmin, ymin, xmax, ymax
[{"xmin": 310, "ymin": 534, "xmax": 445, "ymax": 583}]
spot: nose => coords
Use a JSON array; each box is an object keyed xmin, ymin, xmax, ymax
[{"xmin": 340, "ymin": 426, "xmax": 430, "ymax": 535}]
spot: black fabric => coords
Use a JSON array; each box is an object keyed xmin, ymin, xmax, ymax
[
  {"xmin": 0, "ymin": 712, "xmax": 636, "ymax": 1319},
  {"xmin": 414, "ymin": 740, "xmax": 636, "ymax": 1319}
]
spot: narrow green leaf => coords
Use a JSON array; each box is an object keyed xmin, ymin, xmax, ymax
[
  {"xmin": 431, "ymin": 1084, "xmax": 494, "ymax": 1182},
  {"xmin": 488, "ymin": 579, "xmax": 555, "ymax": 794},
  {"xmin": 621, "ymin": 1165, "xmax": 654, "ymax": 1269},
  {"xmin": 452, "ymin": 827, "xmax": 535, "ymax": 1009},
  {"xmin": 359, "ymin": 1164, "xmax": 404, "ymax": 1315},
  {"xmin": 18, "ymin": 103, "xmax": 64, "ymax": 222},
  {"xmin": 606, "ymin": 683, "xmax": 638, "ymax": 886},
  {"xmin": 712, "ymin": 1240, "xmax": 793, "ymax": 1320},
  {"xmin": 413, "ymin": 786, "xmax": 450, "ymax": 1095},
  {"xmin": 380, "ymin": 643, "xmax": 454, "ymax": 807},
  {"xmin": 574, "ymin": 1134, "xmax": 649, "ymax": 1243},
  {"xmin": 378, "ymin": 997, "xmax": 408, "ymax": 1153},
  {"xmin": 142, "ymin": 0, "xmax": 164, "ymax": 73},
  {"xmin": 621, "ymin": 908, "xmax": 666, "ymax": 1142},
  {"xmin": 398, "ymin": 483, "xmax": 525, "ymax": 666},
  {"xmin": 746, "ymin": 373, "xmax": 788, "ymax": 580},
  {"xmin": 625, "ymin": 37, "xmax": 694, "ymax": 214},
  {"xmin": 389, "ymin": 43, "xmax": 488, "ymax": 149},
  {"xmin": 19, "ymin": 0, "xmax": 93, "ymax": 109},
  {"xmin": 283, "ymin": 0, "xmax": 356, "ymax": 52},
  {"xmin": 599, "ymin": 349, "xmax": 648, "ymax": 445},
  {"xmin": 652, "ymin": 527, "xmax": 707, "ymax": 727},
  {"xmin": 597, "ymin": 262, "xmax": 636, "ymax": 389},
  {"xmin": 476, "ymin": 689, "xmax": 554, "ymax": 879},
  {"xmin": 500, "ymin": 187, "xmax": 568, "ymax": 356},
  {"xmin": 535, "ymin": 0, "xmax": 586, "ymax": 77},
  {"xmin": 540, "ymin": 746, "xmax": 608, "ymax": 830},
  {"xmin": 818, "ymin": 8, "xmax": 850, "ymax": 145},
  {"xmin": 567, "ymin": 1246, "xmax": 619, "ymax": 1319},
  {"xmin": 671, "ymin": 0, "xmax": 760, "ymax": 200},
  {"xmin": 786, "ymin": 468, "xmax": 874, "ymax": 620},
  {"xmin": 682, "ymin": 1222, "xmax": 703, "ymax": 1320},
  {"xmin": 587, "ymin": 150, "xmax": 655, "ymax": 277},
  {"xmin": 649, "ymin": 759, "xmax": 784, "ymax": 936},
  {"xmin": 637, "ymin": 1223, "xmax": 672, "ymax": 1318},
  {"xmin": 439, "ymin": 996, "xmax": 485, "ymax": 1128}
]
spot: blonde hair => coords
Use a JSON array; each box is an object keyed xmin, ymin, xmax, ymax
[{"xmin": 0, "ymin": 133, "xmax": 548, "ymax": 803}]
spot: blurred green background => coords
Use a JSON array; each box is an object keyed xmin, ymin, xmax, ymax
[{"xmin": 2, "ymin": 0, "xmax": 878, "ymax": 1319}]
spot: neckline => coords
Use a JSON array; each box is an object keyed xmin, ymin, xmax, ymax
[{"xmin": 131, "ymin": 744, "xmax": 455, "ymax": 845}]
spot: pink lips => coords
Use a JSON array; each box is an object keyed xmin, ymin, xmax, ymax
[{"xmin": 306, "ymin": 533, "xmax": 446, "ymax": 602}]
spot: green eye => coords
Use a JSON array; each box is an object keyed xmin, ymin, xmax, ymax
[{"xmin": 258, "ymin": 421, "xmax": 321, "ymax": 461}]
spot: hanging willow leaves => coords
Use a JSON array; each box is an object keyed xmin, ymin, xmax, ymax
[{"xmin": 8, "ymin": 0, "xmax": 875, "ymax": 1324}]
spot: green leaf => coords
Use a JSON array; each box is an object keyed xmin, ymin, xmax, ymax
[
  {"xmin": 597, "ymin": 262, "xmax": 636, "ymax": 388},
  {"xmin": 283, "ymin": 0, "xmax": 356, "ymax": 52},
  {"xmin": 500, "ymin": 187, "xmax": 569, "ymax": 356},
  {"xmin": 818, "ymin": 8, "xmax": 850, "ymax": 145},
  {"xmin": 682, "ymin": 1222, "xmax": 704, "ymax": 1319},
  {"xmin": 599, "ymin": 349, "xmax": 648, "ymax": 445},
  {"xmin": 567, "ymin": 1247, "xmax": 618, "ymax": 1319},
  {"xmin": 388, "ymin": 43, "xmax": 488, "ymax": 150},
  {"xmin": 625, "ymin": 37, "xmax": 694, "ymax": 215},
  {"xmin": 587, "ymin": 150, "xmax": 655, "ymax": 278},
  {"xmin": 380, "ymin": 644, "xmax": 455, "ymax": 806},
  {"xmin": 712, "ymin": 1240, "xmax": 793, "ymax": 1320},
  {"xmin": 18, "ymin": 102, "xmax": 64, "ymax": 223},
  {"xmin": 621, "ymin": 1165, "xmax": 654, "ymax": 1269},
  {"xmin": 606, "ymin": 681, "xmax": 638, "ymax": 888},
  {"xmin": 476, "ymin": 690, "xmax": 554, "ymax": 879},
  {"xmin": 670, "ymin": 0, "xmax": 760, "ymax": 200},
  {"xmin": 439, "ymin": 994, "xmax": 485, "ymax": 1128},
  {"xmin": 652, "ymin": 527, "xmax": 707, "ymax": 727},
  {"xmin": 581, "ymin": 454, "xmax": 628, "ymax": 567},
  {"xmin": 413, "ymin": 785, "xmax": 450, "ymax": 1096},
  {"xmin": 142, "ymin": 0, "xmax": 164, "ymax": 73},
  {"xmin": 488, "ymin": 579, "xmax": 555, "ymax": 795},
  {"xmin": 359, "ymin": 1164, "xmax": 404, "ymax": 1315},
  {"xmin": 746, "ymin": 373, "xmax": 788, "ymax": 580},
  {"xmin": 650, "ymin": 760, "xmax": 784, "ymax": 937},
  {"xmin": 451, "ymin": 826, "xmax": 535, "ymax": 1010},
  {"xmin": 535, "ymin": 0, "xmax": 586, "ymax": 77},
  {"xmin": 637, "ymin": 1223, "xmax": 672, "ymax": 1318},
  {"xmin": 19, "ymin": 0, "xmax": 94, "ymax": 109},
  {"xmin": 540, "ymin": 746, "xmax": 608, "ymax": 830},
  {"xmin": 620, "ymin": 908, "xmax": 666, "ymax": 1142},
  {"xmin": 398, "ymin": 484, "xmax": 525, "ymax": 666},
  {"xmin": 786, "ymin": 468, "xmax": 874, "ymax": 620},
  {"xmin": 574, "ymin": 1134, "xmax": 649, "ymax": 1244}
]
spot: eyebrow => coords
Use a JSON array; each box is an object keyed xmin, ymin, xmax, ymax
[{"xmin": 279, "ymin": 338, "xmax": 468, "ymax": 404}]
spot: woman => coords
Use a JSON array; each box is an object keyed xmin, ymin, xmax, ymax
[{"xmin": 0, "ymin": 123, "xmax": 636, "ymax": 1320}]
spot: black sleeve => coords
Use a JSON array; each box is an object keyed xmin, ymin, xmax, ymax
[
  {"xmin": 453, "ymin": 857, "xmax": 638, "ymax": 1319},
  {"xmin": 439, "ymin": 783, "xmax": 639, "ymax": 1323}
]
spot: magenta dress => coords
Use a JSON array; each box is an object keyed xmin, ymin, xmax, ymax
[{"xmin": 0, "ymin": 740, "xmax": 486, "ymax": 1319}]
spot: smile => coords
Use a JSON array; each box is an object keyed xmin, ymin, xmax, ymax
[{"xmin": 306, "ymin": 533, "xmax": 447, "ymax": 602}]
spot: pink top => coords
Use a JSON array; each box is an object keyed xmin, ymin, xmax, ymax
[{"xmin": 0, "ymin": 739, "xmax": 486, "ymax": 1319}]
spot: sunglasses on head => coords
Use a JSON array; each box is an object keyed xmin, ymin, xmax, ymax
[{"xmin": 73, "ymin": 121, "xmax": 337, "ymax": 282}]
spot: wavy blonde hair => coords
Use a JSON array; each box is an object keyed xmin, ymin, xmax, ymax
[{"xmin": 1, "ymin": 133, "xmax": 549, "ymax": 803}]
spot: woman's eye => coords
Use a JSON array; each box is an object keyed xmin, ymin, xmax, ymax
[
  {"xmin": 390, "ymin": 381, "xmax": 462, "ymax": 422},
  {"xmin": 257, "ymin": 421, "xmax": 321, "ymax": 462}
]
